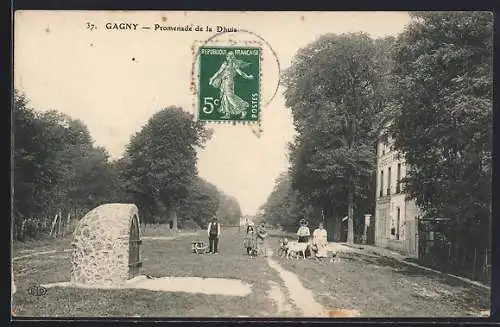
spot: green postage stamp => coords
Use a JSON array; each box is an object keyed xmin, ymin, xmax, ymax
[{"xmin": 197, "ymin": 46, "xmax": 261, "ymax": 123}]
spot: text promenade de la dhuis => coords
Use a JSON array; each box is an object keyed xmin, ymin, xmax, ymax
[{"xmin": 104, "ymin": 22, "xmax": 238, "ymax": 33}]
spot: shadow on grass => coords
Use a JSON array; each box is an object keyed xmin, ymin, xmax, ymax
[
  {"xmin": 373, "ymin": 256, "xmax": 488, "ymax": 289},
  {"xmin": 274, "ymin": 249, "xmax": 491, "ymax": 317},
  {"xmin": 13, "ymin": 286, "xmax": 256, "ymax": 317},
  {"xmin": 12, "ymin": 227, "xmax": 286, "ymax": 318},
  {"xmin": 343, "ymin": 252, "xmax": 490, "ymax": 311}
]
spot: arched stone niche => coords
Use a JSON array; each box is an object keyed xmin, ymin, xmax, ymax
[{"xmin": 70, "ymin": 204, "xmax": 142, "ymax": 286}]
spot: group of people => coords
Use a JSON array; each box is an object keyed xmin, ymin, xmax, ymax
[
  {"xmin": 243, "ymin": 221, "xmax": 268, "ymax": 256},
  {"xmin": 206, "ymin": 216, "xmax": 269, "ymax": 256},
  {"xmin": 296, "ymin": 219, "xmax": 329, "ymax": 259},
  {"xmin": 206, "ymin": 215, "xmax": 328, "ymax": 259},
  {"xmin": 242, "ymin": 218, "xmax": 328, "ymax": 259}
]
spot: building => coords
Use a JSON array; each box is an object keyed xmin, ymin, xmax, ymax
[{"xmin": 374, "ymin": 122, "xmax": 420, "ymax": 258}]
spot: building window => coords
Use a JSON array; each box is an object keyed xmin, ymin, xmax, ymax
[
  {"xmin": 382, "ymin": 143, "xmax": 385, "ymax": 156},
  {"xmin": 396, "ymin": 163, "xmax": 401, "ymax": 193},
  {"xmin": 396, "ymin": 207, "xmax": 400, "ymax": 240},
  {"xmin": 387, "ymin": 167, "xmax": 391, "ymax": 196},
  {"xmin": 379, "ymin": 170, "xmax": 384, "ymax": 197}
]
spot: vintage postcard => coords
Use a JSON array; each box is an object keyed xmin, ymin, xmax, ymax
[{"xmin": 11, "ymin": 11, "xmax": 492, "ymax": 319}]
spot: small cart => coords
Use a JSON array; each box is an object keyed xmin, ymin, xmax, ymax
[{"xmin": 192, "ymin": 240, "xmax": 209, "ymax": 254}]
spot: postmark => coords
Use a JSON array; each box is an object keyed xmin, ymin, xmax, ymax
[
  {"xmin": 191, "ymin": 29, "xmax": 281, "ymax": 133},
  {"xmin": 197, "ymin": 46, "xmax": 261, "ymax": 123}
]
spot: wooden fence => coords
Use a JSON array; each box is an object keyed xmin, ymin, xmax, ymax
[
  {"xmin": 13, "ymin": 208, "xmax": 87, "ymax": 241},
  {"xmin": 418, "ymin": 239, "xmax": 491, "ymax": 285},
  {"xmin": 417, "ymin": 218, "xmax": 491, "ymax": 284}
]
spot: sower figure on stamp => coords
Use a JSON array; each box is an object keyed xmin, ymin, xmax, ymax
[
  {"xmin": 208, "ymin": 51, "xmax": 254, "ymax": 119},
  {"xmin": 207, "ymin": 216, "xmax": 221, "ymax": 254}
]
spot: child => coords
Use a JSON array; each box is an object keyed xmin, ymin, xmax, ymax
[
  {"xmin": 296, "ymin": 219, "xmax": 311, "ymax": 257},
  {"xmin": 244, "ymin": 222, "xmax": 255, "ymax": 255}
]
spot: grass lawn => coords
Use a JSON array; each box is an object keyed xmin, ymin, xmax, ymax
[
  {"xmin": 12, "ymin": 236, "xmax": 74, "ymax": 255},
  {"xmin": 12, "ymin": 226, "xmax": 287, "ymax": 318},
  {"xmin": 13, "ymin": 225, "xmax": 487, "ymax": 318},
  {"xmin": 271, "ymin": 248, "xmax": 490, "ymax": 317}
]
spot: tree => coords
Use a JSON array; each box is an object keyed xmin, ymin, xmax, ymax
[
  {"xmin": 260, "ymin": 172, "xmax": 294, "ymax": 227},
  {"xmin": 13, "ymin": 90, "xmax": 127, "ymax": 240},
  {"xmin": 282, "ymin": 33, "xmax": 393, "ymax": 242},
  {"xmin": 121, "ymin": 107, "xmax": 212, "ymax": 228},
  {"xmin": 217, "ymin": 192, "xmax": 242, "ymax": 226},
  {"xmin": 13, "ymin": 90, "xmax": 47, "ymax": 220},
  {"xmin": 178, "ymin": 177, "xmax": 220, "ymax": 229},
  {"xmin": 101, "ymin": 158, "xmax": 128, "ymax": 204},
  {"xmin": 259, "ymin": 171, "xmax": 313, "ymax": 233},
  {"xmin": 390, "ymin": 12, "xmax": 493, "ymax": 247}
]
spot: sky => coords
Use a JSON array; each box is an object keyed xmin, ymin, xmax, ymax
[{"xmin": 14, "ymin": 11, "xmax": 411, "ymax": 215}]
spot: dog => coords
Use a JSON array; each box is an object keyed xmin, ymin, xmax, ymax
[
  {"xmin": 285, "ymin": 241, "xmax": 308, "ymax": 260},
  {"xmin": 277, "ymin": 238, "xmax": 289, "ymax": 257}
]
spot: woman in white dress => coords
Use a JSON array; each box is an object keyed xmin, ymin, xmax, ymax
[
  {"xmin": 312, "ymin": 222, "xmax": 328, "ymax": 259},
  {"xmin": 256, "ymin": 222, "xmax": 268, "ymax": 256}
]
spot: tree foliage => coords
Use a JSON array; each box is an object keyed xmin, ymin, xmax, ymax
[
  {"xmin": 259, "ymin": 172, "xmax": 306, "ymax": 231},
  {"xmin": 120, "ymin": 106, "xmax": 212, "ymax": 225},
  {"xmin": 13, "ymin": 90, "xmax": 123, "ymax": 239},
  {"xmin": 217, "ymin": 192, "xmax": 243, "ymax": 226},
  {"xmin": 281, "ymin": 33, "xmax": 392, "ymax": 242},
  {"xmin": 390, "ymin": 11, "xmax": 493, "ymax": 246},
  {"xmin": 13, "ymin": 91, "xmax": 244, "ymax": 240},
  {"xmin": 177, "ymin": 177, "xmax": 220, "ymax": 229}
]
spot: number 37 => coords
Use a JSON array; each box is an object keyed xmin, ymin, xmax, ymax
[{"xmin": 202, "ymin": 97, "xmax": 220, "ymax": 114}]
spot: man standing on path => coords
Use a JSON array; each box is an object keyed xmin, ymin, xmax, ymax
[{"xmin": 207, "ymin": 217, "xmax": 221, "ymax": 254}]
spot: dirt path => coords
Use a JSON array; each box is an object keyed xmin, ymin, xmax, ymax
[
  {"xmin": 267, "ymin": 280, "xmax": 296, "ymax": 316},
  {"xmin": 265, "ymin": 250, "xmax": 326, "ymax": 317}
]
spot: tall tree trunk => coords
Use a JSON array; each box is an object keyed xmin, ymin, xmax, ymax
[
  {"xmin": 347, "ymin": 190, "xmax": 354, "ymax": 244},
  {"xmin": 170, "ymin": 208, "xmax": 178, "ymax": 232},
  {"xmin": 326, "ymin": 207, "xmax": 342, "ymax": 242},
  {"xmin": 332, "ymin": 215, "xmax": 343, "ymax": 242},
  {"xmin": 156, "ymin": 199, "xmax": 169, "ymax": 225}
]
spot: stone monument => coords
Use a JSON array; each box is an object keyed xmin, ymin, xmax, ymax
[{"xmin": 70, "ymin": 203, "xmax": 142, "ymax": 286}]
